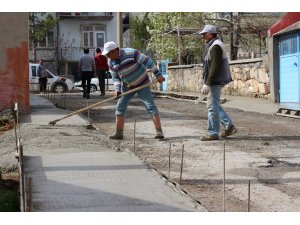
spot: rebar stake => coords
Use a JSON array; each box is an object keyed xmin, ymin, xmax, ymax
[
  {"xmin": 179, "ymin": 144, "xmax": 184, "ymax": 185},
  {"xmin": 28, "ymin": 177, "xmax": 32, "ymax": 212},
  {"xmin": 87, "ymin": 102, "xmax": 90, "ymax": 124},
  {"xmin": 168, "ymin": 141, "xmax": 171, "ymax": 179},
  {"xmin": 223, "ymin": 142, "xmax": 226, "ymax": 212},
  {"xmin": 133, "ymin": 118, "xmax": 136, "ymax": 152},
  {"xmin": 247, "ymin": 179, "xmax": 251, "ymax": 212},
  {"xmin": 64, "ymin": 92, "xmax": 67, "ymax": 108}
]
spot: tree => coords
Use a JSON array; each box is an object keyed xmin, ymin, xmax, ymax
[
  {"xmin": 129, "ymin": 12, "xmax": 282, "ymax": 63},
  {"xmin": 29, "ymin": 12, "xmax": 58, "ymax": 62},
  {"xmin": 241, "ymin": 13, "xmax": 281, "ymax": 57},
  {"xmin": 29, "ymin": 13, "xmax": 74, "ymax": 75},
  {"xmin": 129, "ymin": 13, "xmax": 151, "ymax": 52},
  {"xmin": 146, "ymin": 12, "xmax": 206, "ymax": 64},
  {"xmin": 204, "ymin": 12, "xmax": 281, "ymax": 60}
]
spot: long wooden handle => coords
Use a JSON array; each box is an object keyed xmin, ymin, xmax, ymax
[{"xmin": 50, "ymin": 79, "xmax": 158, "ymax": 124}]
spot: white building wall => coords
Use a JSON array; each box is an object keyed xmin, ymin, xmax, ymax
[
  {"xmin": 58, "ymin": 13, "xmax": 118, "ymax": 61},
  {"xmin": 106, "ymin": 14, "xmax": 118, "ymax": 43}
]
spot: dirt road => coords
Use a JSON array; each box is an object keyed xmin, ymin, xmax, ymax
[{"xmin": 50, "ymin": 91, "xmax": 300, "ymax": 212}]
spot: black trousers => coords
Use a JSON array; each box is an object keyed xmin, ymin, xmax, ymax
[
  {"xmin": 81, "ymin": 71, "xmax": 93, "ymax": 95},
  {"xmin": 39, "ymin": 77, "xmax": 47, "ymax": 92},
  {"xmin": 97, "ymin": 69, "xmax": 106, "ymax": 93}
]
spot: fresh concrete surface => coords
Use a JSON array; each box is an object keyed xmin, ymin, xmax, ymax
[{"xmin": 21, "ymin": 94, "xmax": 205, "ymax": 212}]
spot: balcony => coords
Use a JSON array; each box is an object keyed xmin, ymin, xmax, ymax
[
  {"xmin": 58, "ymin": 12, "xmax": 113, "ymax": 20},
  {"xmin": 60, "ymin": 47, "xmax": 97, "ymax": 61}
]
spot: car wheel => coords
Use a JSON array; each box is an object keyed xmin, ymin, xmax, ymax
[
  {"xmin": 90, "ymin": 84, "xmax": 97, "ymax": 92},
  {"xmin": 53, "ymin": 83, "xmax": 66, "ymax": 93}
]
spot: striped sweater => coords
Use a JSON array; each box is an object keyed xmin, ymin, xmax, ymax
[{"xmin": 109, "ymin": 48, "xmax": 163, "ymax": 92}]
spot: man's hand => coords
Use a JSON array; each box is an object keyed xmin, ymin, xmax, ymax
[
  {"xmin": 202, "ymin": 84, "xmax": 210, "ymax": 95},
  {"xmin": 157, "ymin": 77, "xmax": 165, "ymax": 84},
  {"xmin": 114, "ymin": 91, "xmax": 122, "ymax": 99}
]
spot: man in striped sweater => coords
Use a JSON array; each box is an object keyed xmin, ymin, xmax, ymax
[{"xmin": 102, "ymin": 41, "xmax": 165, "ymax": 140}]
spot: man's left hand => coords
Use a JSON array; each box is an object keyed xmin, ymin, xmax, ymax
[
  {"xmin": 202, "ymin": 84, "xmax": 210, "ymax": 94},
  {"xmin": 157, "ymin": 77, "xmax": 165, "ymax": 84}
]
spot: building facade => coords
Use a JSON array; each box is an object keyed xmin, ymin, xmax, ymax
[
  {"xmin": 30, "ymin": 12, "xmax": 118, "ymax": 80},
  {"xmin": 268, "ymin": 12, "xmax": 300, "ymax": 103}
]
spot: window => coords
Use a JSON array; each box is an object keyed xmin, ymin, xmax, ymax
[
  {"xmin": 82, "ymin": 25, "xmax": 106, "ymax": 48},
  {"xmin": 279, "ymin": 33, "xmax": 298, "ymax": 56},
  {"xmin": 31, "ymin": 66, "xmax": 37, "ymax": 77},
  {"xmin": 38, "ymin": 29, "xmax": 54, "ymax": 48}
]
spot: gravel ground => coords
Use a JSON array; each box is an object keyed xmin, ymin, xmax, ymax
[{"xmin": 1, "ymin": 91, "xmax": 300, "ymax": 212}]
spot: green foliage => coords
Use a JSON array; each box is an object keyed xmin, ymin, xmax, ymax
[
  {"xmin": 146, "ymin": 12, "xmax": 205, "ymax": 63},
  {"xmin": 130, "ymin": 13, "xmax": 151, "ymax": 52},
  {"xmin": 29, "ymin": 12, "xmax": 58, "ymax": 46},
  {"xmin": 129, "ymin": 12, "xmax": 206, "ymax": 64},
  {"xmin": 0, "ymin": 189, "xmax": 19, "ymax": 212},
  {"xmin": 129, "ymin": 12, "xmax": 281, "ymax": 62}
]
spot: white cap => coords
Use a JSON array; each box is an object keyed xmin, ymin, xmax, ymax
[
  {"xmin": 198, "ymin": 25, "xmax": 217, "ymax": 34},
  {"xmin": 102, "ymin": 41, "xmax": 118, "ymax": 55}
]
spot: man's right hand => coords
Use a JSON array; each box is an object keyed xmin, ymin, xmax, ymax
[
  {"xmin": 114, "ymin": 91, "xmax": 122, "ymax": 99},
  {"xmin": 157, "ymin": 77, "xmax": 165, "ymax": 84}
]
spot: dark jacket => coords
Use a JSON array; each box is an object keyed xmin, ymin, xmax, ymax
[{"xmin": 203, "ymin": 38, "xmax": 232, "ymax": 86}]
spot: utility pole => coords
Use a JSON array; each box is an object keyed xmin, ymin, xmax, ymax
[
  {"xmin": 177, "ymin": 27, "xmax": 183, "ymax": 65},
  {"xmin": 117, "ymin": 12, "xmax": 123, "ymax": 48},
  {"xmin": 30, "ymin": 12, "xmax": 37, "ymax": 62},
  {"xmin": 229, "ymin": 12, "xmax": 234, "ymax": 61}
]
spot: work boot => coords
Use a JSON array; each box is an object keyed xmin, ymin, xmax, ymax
[
  {"xmin": 100, "ymin": 91, "xmax": 105, "ymax": 96},
  {"xmin": 221, "ymin": 125, "xmax": 237, "ymax": 138},
  {"xmin": 200, "ymin": 135, "xmax": 219, "ymax": 141},
  {"xmin": 109, "ymin": 128, "xmax": 124, "ymax": 140},
  {"xmin": 155, "ymin": 127, "xmax": 164, "ymax": 139},
  {"xmin": 109, "ymin": 115, "xmax": 125, "ymax": 140},
  {"xmin": 152, "ymin": 114, "xmax": 164, "ymax": 139},
  {"xmin": 86, "ymin": 94, "xmax": 90, "ymax": 99},
  {"xmin": 83, "ymin": 92, "xmax": 86, "ymax": 98}
]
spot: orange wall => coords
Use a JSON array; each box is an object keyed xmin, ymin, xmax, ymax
[{"xmin": 0, "ymin": 13, "xmax": 29, "ymax": 113}]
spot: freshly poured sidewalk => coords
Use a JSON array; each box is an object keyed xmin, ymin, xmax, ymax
[{"xmin": 21, "ymin": 94, "xmax": 206, "ymax": 212}]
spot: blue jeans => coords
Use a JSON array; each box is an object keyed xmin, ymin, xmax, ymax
[
  {"xmin": 115, "ymin": 85, "xmax": 159, "ymax": 116},
  {"xmin": 206, "ymin": 85, "xmax": 233, "ymax": 137}
]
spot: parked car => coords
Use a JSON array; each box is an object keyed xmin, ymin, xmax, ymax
[
  {"xmin": 74, "ymin": 72, "xmax": 114, "ymax": 92},
  {"xmin": 29, "ymin": 63, "xmax": 74, "ymax": 93}
]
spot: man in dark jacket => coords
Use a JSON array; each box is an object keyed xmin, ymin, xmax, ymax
[
  {"xmin": 37, "ymin": 59, "xmax": 48, "ymax": 95},
  {"xmin": 199, "ymin": 25, "xmax": 237, "ymax": 141},
  {"xmin": 95, "ymin": 48, "xmax": 109, "ymax": 96}
]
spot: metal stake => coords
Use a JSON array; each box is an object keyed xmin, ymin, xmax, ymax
[
  {"xmin": 168, "ymin": 142, "xmax": 171, "ymax": 178},
  {"xmin": 87, "ymin": 102, "xmax": 90, "ymax": 124},
  {"xmin": 28, "ymin": 177, "xmax": 32, "ymax": 212},
  {"xmin": 14, "ymin": 103, "xmax": 18, "ymax": 152},
  {"xmin": 223, "ymin": 142, "xmax": 226, "ymax": 212},
  {"xmin": 133, "ymin": 118, "xmax": 136, "ymax": 152},
  {"xmin": 64, "ymin": 92, "xmax": 67, "ymax": 108},
  {"xmin": 247, "ymin": 180, "xmax": 251, "ymax": 212},
  {"xmin": 179, "ymin": 144, "xmax": 184, "ymax": 185}
]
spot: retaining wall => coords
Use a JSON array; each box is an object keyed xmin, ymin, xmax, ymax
[{"xmin": 165, "ymin": 58, "xmax": 270, "ymax": 99}]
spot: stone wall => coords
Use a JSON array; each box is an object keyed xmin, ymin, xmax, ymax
[{"xmin": 166, "ymin": 58, "xmax": 270, "ymax": 99}]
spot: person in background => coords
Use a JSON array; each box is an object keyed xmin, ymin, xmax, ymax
[
  {"xmin": 78, "ymin": 48, "xmax": 96, "ymax": 99},
  {"xmin": 95, "ymin": 48, "xmax": 109, "ymax": 96},
  {"xmin": 37, "ymin": 59, "xmax": 47, "ymax": 95},
  {"xmin": 102, "ymin": 41, "xmax": 165, "ymax": 140},
  {"xmin": 199, "ymin": 25, "xmax": 237, "ymax": 141}
]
